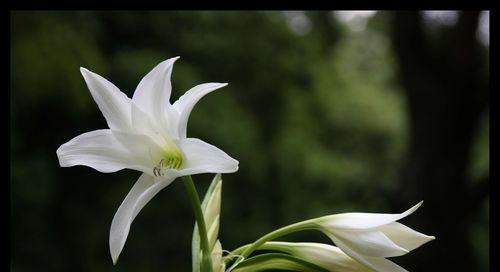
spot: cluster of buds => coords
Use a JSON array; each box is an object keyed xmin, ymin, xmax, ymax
[{"xmin": 196, "ymin": 174, "xmax": 434, "ymax": 272}]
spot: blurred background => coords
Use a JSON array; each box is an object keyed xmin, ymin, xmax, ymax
[{"xmin": 11, "ymin": 11, "xmax": 489, "ymax": 271}]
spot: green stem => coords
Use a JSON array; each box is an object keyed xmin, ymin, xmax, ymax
[
  {"xmin": 182, "ymin": 175, "xmax": 213, "ymax": 272},
  {"xmin": 230, "ymin": 253, "xmax": 330, "ymax": 272},
  {"xmin": 226, "ymin": 220, "xmax": 315, "ymax": 269},
  {"xmin": 225, "ymin": 242, "xmax": 296, "ymax": 265}
]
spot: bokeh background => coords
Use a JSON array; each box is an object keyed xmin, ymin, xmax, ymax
[{"xmin": 11, "ymin": 11, "xmax": 489, "ymax": 271}]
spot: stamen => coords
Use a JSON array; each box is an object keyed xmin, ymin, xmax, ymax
[
  {"xmin": 153, "ymin": 159, "xmax": 164, "ymax": 177},
  {"xmin": 152, "ymin": 152, "xmax": 183, "ymax": 177}
]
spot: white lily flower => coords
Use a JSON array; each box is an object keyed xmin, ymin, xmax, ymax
[
  {"xmin": 56, "ymin": 57, "xmax": 239, "ymax": 264},
  {"xmin": 315, "ymin": 201, "xmax": 435, "ymax": 272}
]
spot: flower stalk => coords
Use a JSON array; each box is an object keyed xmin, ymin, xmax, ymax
[
  {"xmin": 227, "ymin": 219, "xmax": 316, "ymax": 270},
  {"xmin": 182, "ymin": 175, "xmax": 213, "ymax": 272},
  {"xmin": 230, "ymin": 253, "xmax": 330, "ymax": 272}
]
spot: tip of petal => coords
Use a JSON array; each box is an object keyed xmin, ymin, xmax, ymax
[
  {"xmin": 112, "ymin": 256, "xmax": 118, "ymax": 265},
  {"xmin": 207, "ymin": 82, "xmax": 229, "ymax": 92},
  {"xmin": 109, "ymin": 224, "xmax": 128, "ymax": 267},
  {"xmin": 165, "ymin": 56, "xmax": 180, "ymax": 64},
  {"xmin": 229, "ymin": 158, "xmax": 239, "ymax": 172},
  {"xmin": 152, "ymin": 57, "xmax": 180, "ymax": 74},
  {"xmin": 55, "ymin": 151, "xmax": 66, "ymax": 167},
  {"xmin": 110, "ymin": 240, "xmax": 123, "ymax": 266},
  {"xmin": 79, "ymin": 67, "xmax": 94, "ymax": 78},
  {"xmin": 402, "ymin": 201, "xmax": 424, "ymax": 216},
  {"xmin": 205, "ymin": 82, "xmax": 229, "ymax": 89}
]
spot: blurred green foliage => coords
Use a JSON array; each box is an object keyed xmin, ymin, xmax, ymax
[{"xmin": 10, "ymin": 11, "xmax": 488, "ymax": 271}]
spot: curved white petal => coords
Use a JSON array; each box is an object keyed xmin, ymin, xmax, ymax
[
  {"xmin": 80, "ymin": 68, "xmax": 132, "ymax": 132},
  {"xmin": 109, "ymin": 173, "xmax": 175, "ymax": 264},
  {"xmin": 172, "ymin": 83, "xmax": 228, "ymax": 138},
  {"xmin": 132, "ymin": 57, "xmax": 179, "ymax": 135},
  {"xmin": 173, "ymin": 138, "xmax": 239, "ymax": 176},
  {"xmin": 379, "ymin": 222, "xmax": 435, "ymax": 251},
  {"xmin": 320, "ymin": 201, "xmax": 423, "ymax": 230},
  {"xmin": 329, "ymin": 235, "xmax": 408, "ymax": 272},
  {"xmin": 327, "ymin": 229, "xmax": 409, "ymax": 258},
  {"xmin": 266, "ymin": 242, "xmax": 372, "ymax": 272},
  {"xmin": 363, "ymin": 256, "xmax": 408, "ymax": 272},
  {"xmin": 56, "ymin": 129, "xmax": 145, "ymax": 173}
]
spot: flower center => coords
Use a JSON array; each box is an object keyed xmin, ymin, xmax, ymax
[{"xmin": 153, "ymin": 145, "xmax": 184, "ymax": 177}]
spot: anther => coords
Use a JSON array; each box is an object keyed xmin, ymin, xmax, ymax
[{"xmin": 153, "ymin": 159, "xmax": 164, "ymax": 177}]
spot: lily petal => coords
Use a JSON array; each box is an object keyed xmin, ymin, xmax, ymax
[
  {"xmin": 109, "ymin": 173, "xmax": 175, "ymax": 264},
  {"xmin": 320, "ymin": 201, "xmax": 423, "ymax": 230},
  {"xmin": 329, "ymin": 235, "xmax": 408, "ymax": 272},
  {"xmin": 327, "ymin": 229, "xmax": 409, "ymax": 257},
  {"xmin": 132, "ymin": 57, "xmax": 179, "ymax": 135},
  {"xmin": 111, "ymin": 130, "xmax": 166, "ymax": 175},
  {"xmin": 172, "ymin": 83, "xmax": 228, "ymax": 138},
  {"xmin": 174, "ymin": 138, "xmax": 239, "ymax": 175},
  {"xmin": 379, "ymin": 222, "xmax": 435, "ymax": 251},
  {"xmin": 363, "ymin": 257, "xmax": 408, "ymax": 272},
  {"xmin": 130, "ymin": 101, "xmax": 162, "ymax": 136},
  {"xmin": 57, "ymin": 129, "xmax": 141, "ymax": 173},
  {"xmin": 262, "ymin": 242, "xmax": 372, "ymax": 272},
  {"xmin": 80, "ymin": 68, "xmax": 132, "ymax": 132}
]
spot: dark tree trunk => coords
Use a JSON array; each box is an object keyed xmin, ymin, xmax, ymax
[{"xmin": 390, "ymin": 11, "xmax": 488, "ymax": 272}]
